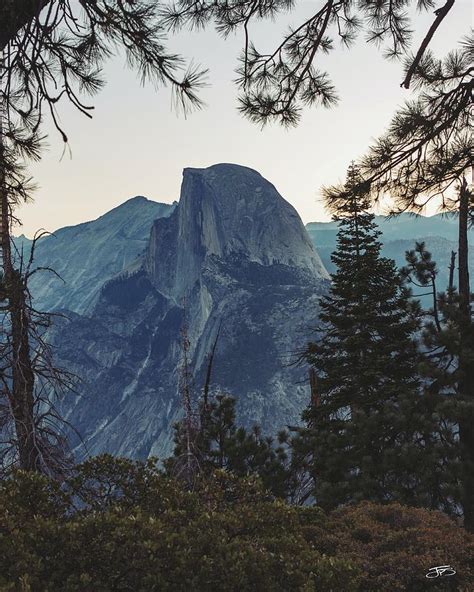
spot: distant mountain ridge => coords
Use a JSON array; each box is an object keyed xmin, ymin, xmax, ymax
[
  {"xmin": 307, "ymin": 212, "xmax": 463, "ymax": 242},
  {"xmin": 21, "ymin": 197, "xmax": 175, "ymax": 314},
  {"xmin": 306, "ymin": 213, "xmax": 473, "ymax": 295},
  {"xmin": 18, "ymin": 197, "xmax": 469, "ymax": 316}
]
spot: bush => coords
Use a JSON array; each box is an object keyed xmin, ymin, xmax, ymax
[
  {"xmin": 305, "ymin": 502, "xmax": 474, "ymax": 591},
  {"xmin": 0, "ymin": 456, "xmax": 357, "ymax": 592},
  {"xmin": 1, "ymin": 457, "xmax": 471, "ymax": 591}
]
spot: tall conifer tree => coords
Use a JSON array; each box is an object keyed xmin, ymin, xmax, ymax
[{"xmin": 300, "ymin": 164, "xmax": 438, "ymax": 510}]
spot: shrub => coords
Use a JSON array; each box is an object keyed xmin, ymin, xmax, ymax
[
  {"xmin": 0, "ymin": 456, "xmax": 357, "ymax": 592},
  {"xmin": 306, "ymin": 502, "xmax": 474, "ymax": 591},
  {"xmin": 2, "ymin": 458, "xmax": 471, "ymax": 591}
]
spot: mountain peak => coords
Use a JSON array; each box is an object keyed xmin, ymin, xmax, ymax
[
  {"xmin": 93, "ymin": 195, "xmax": 171, "ymax": 222},
  {"xmin": 147, "ymin": 163, "xmax": 328, "ymax": 298},
  {"xmin": 28, "ymin": 196, "xmax": 175, "ymax": 314},
  {"xmin": 120, "ymin": 195, "xmax": 149, "ymax": 205},
  {"xmin": 49, "ymin": 165, "xmax": 331, "ymax": 457},
  {"xmin": 183, "ymin": 163, "xmax": 263, "ymax": 179}
]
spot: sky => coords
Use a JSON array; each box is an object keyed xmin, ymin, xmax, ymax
[{"xmin": 18, "ymin": 0, "xmax": 472, "ymax": 237}]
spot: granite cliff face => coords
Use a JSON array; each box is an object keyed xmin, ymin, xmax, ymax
[
  {"xmin": 49, "ymin": 164, "xmax": 329, "ymax": 459},
  {"xmin": 147, "ymin": 165, "xmax": 326, "ymax": 299}
]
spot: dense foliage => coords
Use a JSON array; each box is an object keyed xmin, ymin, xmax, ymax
[
  {"xmin": 0, "ymin": 456, "xmax": 356, "ymax": 592},
  {"xmin": 297, "ymin": 165, "xmax": 448, "ymax": 511},
  {"xmin": 306, "ymin": 502, "xmax": 474, "ymax": 591},
  {"xmin": 167, "ymin": 394, "xmax": 295, "ymax": 499},
  {"xmin": 0, "ymin": 455, "xmax": 472, "ymax": 592},
  {"xmin": 402, "ymin": 235, "xmax": 474, "ymax": 529}
]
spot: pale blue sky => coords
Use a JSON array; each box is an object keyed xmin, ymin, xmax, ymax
[{"xmin": 19, "ymin": 1, "xmax": 472, "ymax": 237}]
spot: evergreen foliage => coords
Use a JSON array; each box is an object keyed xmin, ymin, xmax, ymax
[
  {"xmin": 162, "ymin": 0, "xmax": 466, "ymax": 127},
  {"xmin": 328, "ymin": 38, "xmax": 473, "ymax": 528},
  {"xmin": 402, "ymin": 241, "xmax": 474, "ymax": 517},
  {"xmin": 167, "ymin": 394, "xmax": 293, "ymax": 499},
  {"xmin": 299, "ymin": 165, "xmax": 440, "ymax": 510},
  {"xmin": 1, "ymin": 0, "xmax": 467, "ymax": 143}
]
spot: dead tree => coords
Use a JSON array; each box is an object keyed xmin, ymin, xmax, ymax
[
  {"xmin": 170, "ymin": 302, "xmax": 201, "ymax": 488},
  {"xmin": 0, "ymin": 51, "xmax": 74, "ymax": 474},
  {"xmin": 0, "ymin": 205, "xmax": 76, "ymax": 475},
  {"xmin": 448, "ymin": 251, "xmax": 457, "ymax": 293}
]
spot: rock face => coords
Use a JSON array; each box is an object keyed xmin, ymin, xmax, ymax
[
  {"xmin": 28, "ymin": 197, "xmax": 175, "ymax": 314},
  {"xmin": 147, "ymin": 165, "xmax": 326, "ymax": 299},
  {"xmin": 50, "ymin": 164, "xmax": 329, "ymax": 459}
]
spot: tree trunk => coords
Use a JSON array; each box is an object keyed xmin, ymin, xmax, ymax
[
  {"xmin": 0, "ymin": 50, "xmax": 40, "ymax": 472},
  {"xmin": 448, "ymin": 251, "xmax": 456, "ymax": 292},
  {"xmin": 9, "ymin": 280, "xmax": 38, "ymax": 470},
  {"xmin": 457, "ymin": 177, "xmax": 474, "ymax": 531}
]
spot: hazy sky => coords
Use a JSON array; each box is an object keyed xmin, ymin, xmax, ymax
[{"xmin": 18, "ymin": 1, "xmax": 471, "ymax": 237}]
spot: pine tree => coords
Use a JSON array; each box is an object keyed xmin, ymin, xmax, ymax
[
  {"xmin": 299, "ymin": 164, "xmax": 438, "ymax": 511},
  {"xmin": 168, "ymin": 394, "xmax": 292, "ymax": 498},
  {"xmin": 403, "ymin": 241, "xmax": 472, "ymax": 518}
]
